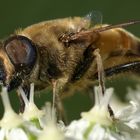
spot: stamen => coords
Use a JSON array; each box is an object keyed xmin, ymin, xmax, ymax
[
  {"xmin": 18, "ymin": 86, "xmax": 29, "ymax": 107},
  {"xmin": 1, "ymin": 87, "xmax": 13, "ymax": 112},
  {"xmin": 18, "ymin": 83, "xmax": 43, "ymax": 120},
  {"xmin": 29, "ymin": 83, "xmax": 34, "ymax": 103}
]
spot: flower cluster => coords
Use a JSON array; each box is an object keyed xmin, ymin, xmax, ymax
[
  {"xmin": 65, "ymin": 86, "xmax": 140, "ymax": 140},
  {"xmin": 0, "ymin": 83, "xmax": 140, "ymax": 140},
  {"xmin": 0, "ymin": 84, "xmax": 65, "ymax": 140}
]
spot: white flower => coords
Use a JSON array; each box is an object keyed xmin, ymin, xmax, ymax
[
  {"xmin": 38, "ymin": 102, "xmax": 65, "ymax": 140},
  {"xmin": 38, "ymin": 123, "xmax": 65, "ymax": 140},
  {"xmin": 0, "ymin": 84, "xmax": 66, "ymax": 140},
  {"xmin": 18, "ymin": 83, "xmax": 44, "ymax": 121},
  {"xmin": 114, "ymin": 85, "xmax": 140, "ymax": 139},
  {"xmin": 65, "ymin": 86, "xmax": 115, "ymax": 140},
  {"xmin": 81, "ymin": 86, "xmax": 113, "ymax": 126},
  {"xmin": 5, "ymin": 128, "xmax": 28, "ymax": 140},
  {"xmin": 65, "ymin": 119, "xmax": 89, "ymax": 140},
  {"xmin": 1, "ymin": 81, "xmax": 140, "ymax": 140},
  {"xmin": 0, "ymin": 87, "xmax": 23, "ymax": 130},
  {"xmin": 0, "ymin": 87, "xmax": 31, "ymax": 140},
  {"xmin": 127, "ymin": 85, "xmax": 140, "ymax": 103},
  {"xmin": 65, "ymin": 86, "xmax": 140, "ymax": 140}
]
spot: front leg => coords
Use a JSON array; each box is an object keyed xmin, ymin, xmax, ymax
[{"xmin": 51, "ymin": 78, "xmax": 68, "ymax": 123}]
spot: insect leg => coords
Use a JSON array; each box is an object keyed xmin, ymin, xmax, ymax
[
  {"xmin": 94, "ymin": 49, "xmax": 114, "ymax": 117},
  {"xmin": 71, "ymin": 45, "xmax": 95, "ymax": 82},
  {"xmin": 104, "ymin": 61, "xmax": 140, "ymax": 77},
  {"xmin": 91, "ymin": 61, "xmax": 140, "ymax": 80},
  {"xmin": 52, "ymin": 80, "xmax": 68, "ymax": 123}
]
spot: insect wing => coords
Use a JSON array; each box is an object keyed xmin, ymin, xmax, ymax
[{"xmin": 84, "ymin": 11, "xmax": 103, "ymax": 27}]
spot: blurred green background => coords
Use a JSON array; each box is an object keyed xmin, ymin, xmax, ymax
[{"xmin": 0, "ymin": 0, "xmax": 140, "ymax": 122}]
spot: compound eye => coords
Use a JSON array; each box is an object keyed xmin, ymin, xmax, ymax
[{"xmin": 5, "ymin": 35, "xmax": 37, "ymax": 72}]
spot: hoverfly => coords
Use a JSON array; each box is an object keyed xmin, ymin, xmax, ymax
[{"xmin": 0, "ymin": 12, "xmax": 140, "ymax": 120}]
